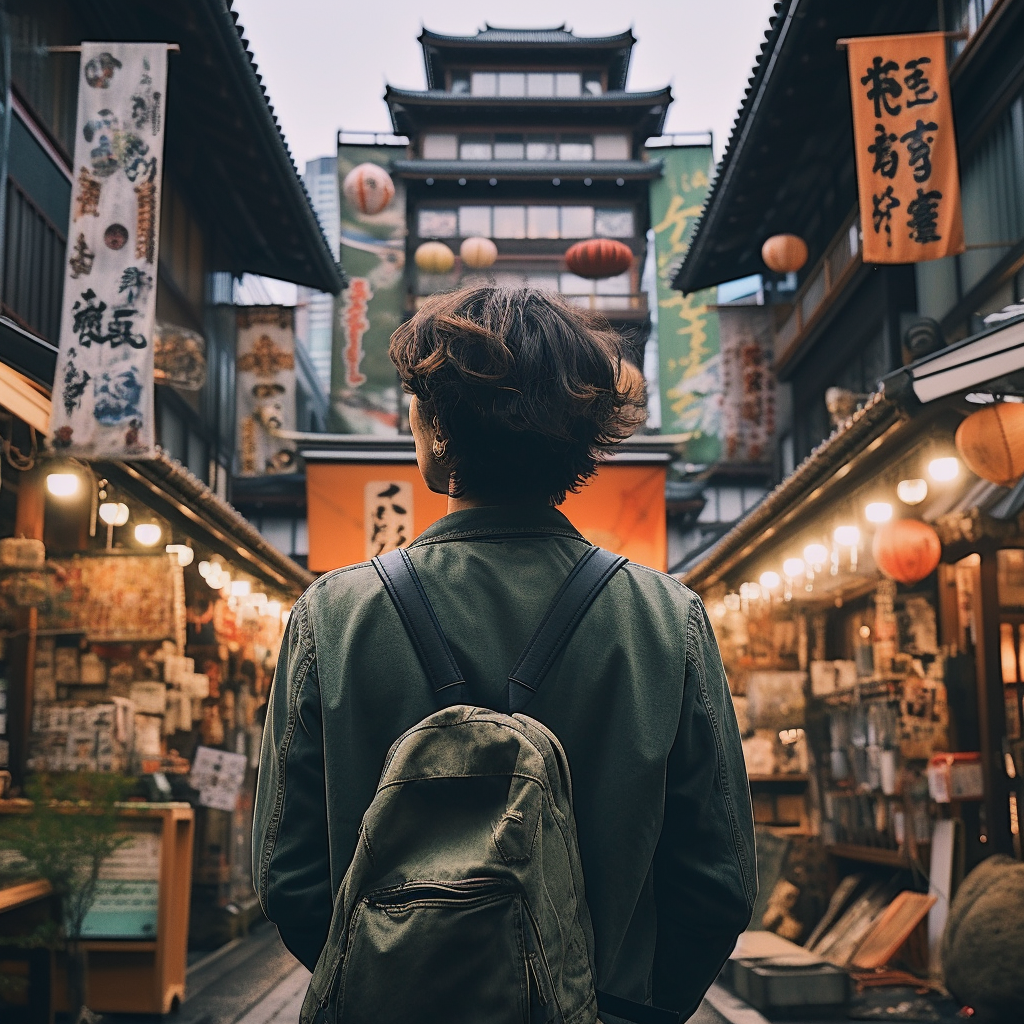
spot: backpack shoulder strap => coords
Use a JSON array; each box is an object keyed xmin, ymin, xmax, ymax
[
  {"xmin": 507, "ymin": 546, "xmax": 627, "ymax": 713},
  {"xmin": 372, "ymin": 547, "xmax": 466, "ymax": 705}
]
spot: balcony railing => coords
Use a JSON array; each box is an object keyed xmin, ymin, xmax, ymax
[{"xmin": 773, "ymin": 211, "xmax": 861, "ymax": 372}]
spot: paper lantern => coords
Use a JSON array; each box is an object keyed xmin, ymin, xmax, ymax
[
  {"xmin": 460, "ymin": 236, "xmax": 498, "ymax": 269},
  {"xmin": 761, "ymin": 234, "xmax": 808, "ymax": 274},
  {"xmin": 414, "ymin": 241, "xmax": 455, "ymax": 274},
  {"xmin": 955, "ymin": 402, "xmax": 1024, "ymax": 486},
  {"xmin": 342, "ymin": 163, "xmax": 395, "ymax": 215},
  {"xmin": 871, "ymin": 519, "xmax": 941, "ymax": 584},
  {"xmin": 564, "ymin": 238, "xmax": 633, "ymax": 280}
]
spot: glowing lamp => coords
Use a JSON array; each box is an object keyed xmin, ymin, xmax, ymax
[
  {"xmin": 804, "ymin": 543, "xmax": 829, "ymax": 567},
  {"xmin": 834, "ymin": 525, "xmax": 861, "ymax": 547},
  {"xmin": 783, "ymin": 557, "xmax": 805, "ymax": 578},
  {"xmin": 98, "ymin": 501, "xmax": 130, "ymax": 526},
  {"xmin": 759, "ymin": 571, "xmax": 781, "ymax": 591},
  {"xmin": 928, "ymin": 457, "xmax": 960, "ymax": 482},
  {"xmin": 230, "ymin": 580, "xmax": 251, "ymax": 597},
  {"xmin": 266, "ymin": 600, "xmax": 282, "ymax": 620},
  {"xmin": 46, "ymin": 473, "xmax": 79, "ymax": 498},
  {"xmin": 166, "ymin": 544, "xmax": 195, "ymax": 567},
  {"xmin": 865, "ymin": 502, "xmax": 893, "ymax": 524},
  {"xmin": 134, "ymin": 523, "xmax": 162, "ymax": 546},
  {"xmin": 897, "ymin": 478, "xmax": 928, "ymax": 505}
]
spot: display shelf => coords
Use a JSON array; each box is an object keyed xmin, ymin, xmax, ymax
[{"xmin": 825, "ymin": 843, "xmax": 922, "ymax": 868}]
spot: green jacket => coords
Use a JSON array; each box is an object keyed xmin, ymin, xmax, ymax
[{"xmin": 253, "ymin": 506, "xmax": 756, "ymax": 1019}]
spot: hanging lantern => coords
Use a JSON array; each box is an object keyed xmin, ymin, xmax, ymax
[
  {"xmin": 871, "ymin": 519, "xmax": 941, "ymax": 584},
  {"xmin": 761, "ymin": 234, "xmax": 809, "ymax": 274},
  {"xmin": 564, "ymin": 238, "xmax": 633, "ymax": 280},
  {"xmin": 414, "ymin": 241, "xmax": 456, "ymax": 274},
  {"xmin": 342, "ymin": 163, "xmax": 395, "ymax": 215},
  {"xmin": 955, "ymin": 402, "xmax": 1024, "ymax": 486},
  {"xmin": 460, "ymin": 236, "xmax": 498, "ymax": 270}
]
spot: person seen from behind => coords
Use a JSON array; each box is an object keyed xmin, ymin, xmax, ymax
[{"xmin": 253, "ymin": 286, "xmax": 756, "ymax": 1022}]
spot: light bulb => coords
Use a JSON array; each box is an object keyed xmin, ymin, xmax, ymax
[
  {"xmin": 46, "ymin": 473, "xmax": 79, "ymax": 498},
  {"xmin": 98, "ymin": 501, "xmax": 130, "ymax": 526},
  {"xmin": 897, "ymin": 478, "xmax": 928, "ymax": 505},
  {"xmin": 865, "ymin": 501, "xmax": 893, "ymax": 524},
  {"xmin": 266, "ymin": 600, "xmax": 282, "ymax": 620},
  {"xmin": 759, "ymin": 571, "xmax": 781, "ymax": 591},
  {"xmin": 166, "ymin": 544, "xmax": 195, "ymax": 567},
  {"xmin": 134, "ymin": 523, "xmax": 162, "ymax": 546},
  {"xmin": 783, "ymin": 557, "xmax": 805, "ymax": 578},
  {"xmin": 230, "ymin": 580, "xmax": 251, "ymax": 597},
  {"xmin": 251, "ymin": 592, "xmax": 268, "ymax": 607},
  {"xmin": 928, "ymin": 457, "xmax": 960, "ymax": 482},
  {"xmin": 834, "ymin": 525, "xmax": 860, "ymax": 547},
  {"xmin": 198, "ymin": 560, "xmax": 211, "ymax": 578},
  {"xmin": 804, "ymin": 543, "xmax": 829, "ymax": 567}
]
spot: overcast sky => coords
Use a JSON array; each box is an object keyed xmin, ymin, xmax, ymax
[{"xmin": 230, "ymin": 0, "xmax": 778, "ymax": 171}]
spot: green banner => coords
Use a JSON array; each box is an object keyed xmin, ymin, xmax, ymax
[
  {"xmin": 332, "ymin": 144, "xmax": 407, "ymax": 433},
  {"xmin": 649, "ymin": 145, "xmax": 720, "ymax": 460}
]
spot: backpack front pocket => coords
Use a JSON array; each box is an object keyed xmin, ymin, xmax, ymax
[{"xmin": 334, "ymin": 879, "xmax": 530, "ymax": 1024}]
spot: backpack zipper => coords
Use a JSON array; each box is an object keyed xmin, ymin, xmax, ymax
[{"xmin": 365, "ymin": 878, "xmax": 511, "ymax": 908}]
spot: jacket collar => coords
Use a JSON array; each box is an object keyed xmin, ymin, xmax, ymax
[{"xmin": 411, "ymin": 505, "xmax": 587, "ymax": 546}]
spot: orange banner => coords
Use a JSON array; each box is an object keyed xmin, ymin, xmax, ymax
[
  {"xmin": 846, "ymin": 32, "xmax": 964, "ymax": 264},
  {"xmin": 306, "ymin": 460, "xmax": 667, "ymax": 573}
]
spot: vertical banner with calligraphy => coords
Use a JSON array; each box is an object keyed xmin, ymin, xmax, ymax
[
  {"xmin": 847, "ymin": 33, "xmax": 964, "ymax": 264},
  {"xmin": 51, "ymin": 43, "xmax": 167, "ymax": 457},
  {"xmin": 235, "ymin": 306, "xmax": 297, "ymax": 476},
  {"xmin": 648, "ymin": 145, "xmax": 722, "ymax": 460},
  {"xmin": 333, "ymin": 143, "xmax": 406, "ymax": 434}
]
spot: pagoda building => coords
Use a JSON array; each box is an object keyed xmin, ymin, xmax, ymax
[{"xmin": 384, "ymin": 24, "xmax": 672, "ymax": 365}]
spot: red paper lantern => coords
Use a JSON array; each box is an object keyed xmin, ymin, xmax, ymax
[
  {"xmin": 761, "ymin": 234, "xmax": 809, "ymax": 274},
  {"xmin": 871, "ymin": 519, "xmax": 941, "ymax": 584},
  {"xmin": 955, "ymin": 402, "xmax": 1024, "ymax": 486},
  {"xmin": 342, "ymin": 163, "xmax": 395, "ymax": 215},
  {"xmin": 564, "ymin": 238, "xmax": 633, "ymax": 280}
]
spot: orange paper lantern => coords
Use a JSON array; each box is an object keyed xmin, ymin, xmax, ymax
[
  {"xmin": 460, "ymin": 236, "xmax": 498, "ymax": 269},
  {"xmin": 564, "ymin": 238, "xmax": 633, "ymax": 279},
  {"xmin": 872, "ymin": 519, "xmax": 941, "ymax": 584},
  {"xmin": 342, "ymin": 163, "xmax": 395, "ymax": 215},
  {"xmin": 955, "ymin": 402, "xmax": 1024, "ymax": 486},
  {"xmin": 761, "ymin": 234, "xmax": 809, "ymax": 274},
  {"xmin": 414, "ymin": 240, "xmax": 455, "ymax": 274}
]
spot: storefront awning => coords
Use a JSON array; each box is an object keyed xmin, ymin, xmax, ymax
[{"xmin": 0, "ymin": 359, "xmax": 52, "ymax": 437}]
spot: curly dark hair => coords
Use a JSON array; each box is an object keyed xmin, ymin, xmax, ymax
[{"xmin": 389, "ymin": 286, "xmax": 647, "ymax": 505}]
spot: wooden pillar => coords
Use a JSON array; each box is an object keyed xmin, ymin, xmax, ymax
[
  {"xmin": 7, "ymin": 465, "xmax": 44, "ymax": 789},
  {"xmin": 975, "ymin": 547, "xmax": 1014, "ymax": 855}
]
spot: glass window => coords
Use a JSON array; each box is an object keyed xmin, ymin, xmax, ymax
[
  {"xmin": 494, "ymin": 271, "xmax": 528, "ymax": 288},
  {"xmin": 595, "ymin": 208, "xmax": 635, "ymax": 237},
  {"xmin": 560, "ymin": 273, "xmax": 594, "ymax": 295},
  {"xmin": 471, "ymin": 72, "xmax": 497, "ymax": 96},
  {"xmin": 559, "ymin": 137, "xmax": 594, "ymax": 161},
  {"xmin": 556, "ymin": 72, "xmax": 581, "ymax": 97},
  {"xmin": 526, "ymin": 136, "xmax": 558, "ymax": 161},
  {"xmin": 458, "ymin": 205, "xmax": 492, "ymax": 237},
  {"xmin": 493, "ymin": 134, "xmax": 525, "ymax": 160},
  {"xmin": 595, "ymin": 269, "xmax": 632, "ymax": 310},
  {"xmin": 450, "ymin": 72, "xmax": 470, "ymax": 94},
  {"xmin": 459, "ymin": 136, "xmax": 492, "ymax": 160},
  {"xmin": 593, "ymin": 134, "xmax": 630, "ymax": 160},
  {"xmin": 583, "ymin": 73, "xmax": 603, "ymax": 96},
  {"xmin": 493, "ymin": 206, "xmax": 526, "ymax": 238},
  {"xmin": 560, "ymin": 206, "xmax": 594, "ymax": 238},
  {"xmin": 527, "ymin": 206, "xmax": 560, "ymax": 239},
  {"xmin": 527, "ymin": 73, "xmax": 555, "ymax": 97},
  {"xmin": 498, "ymin": 72, "xmax": 526, "ymax": 97},
  {"xmin": 422, "ymin": 133, "xmax": 458, "ymax": 159},
  {"xmin": 527, "ymin": 273, "xmax": 560, "ymax": 292},
  {"xmin": 418, "ymin": 208, "xmax": 458, "ymax": 238}
]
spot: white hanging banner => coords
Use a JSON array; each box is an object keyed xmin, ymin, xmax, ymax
[{"xmin": 51, "ymin": 42, "xmax": 168, "ymax": 458}]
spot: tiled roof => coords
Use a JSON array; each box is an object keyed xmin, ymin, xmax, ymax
[{"xmin": 420, "ymin": 25, "xmax": 636, "ymax": 46}]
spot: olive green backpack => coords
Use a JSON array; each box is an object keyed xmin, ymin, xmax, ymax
[{"xmin": 300, "ymin": 546, "xmax": 676, "ymax": 1024}]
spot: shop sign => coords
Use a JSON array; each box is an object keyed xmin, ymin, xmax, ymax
[
  {"xmin": 845, "ymin": 33, "xmax": 964, "ymax": 264},
  {"xmin": 648, "ymin": 145, "xmax": 722, "ymax": 459},
  {"xmin": 719, "ymin": 305, "xmax": 776, "ymax": 463},
  {"xmin": 333, "ymin": 144, "xmax": 406, "ymax": 434},
  {"xmin": 236, "ymin": 306, "xmax": 298, "ymax": 475},
  {"xmin": 51, "ymin": 43, "xmax": 168, "ymax": 457}
]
